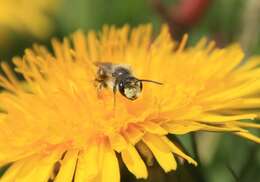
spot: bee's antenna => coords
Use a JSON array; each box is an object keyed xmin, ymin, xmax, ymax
[{"xmin": 138, "ymin": 79, "xmax": 163, "ymax": 85}]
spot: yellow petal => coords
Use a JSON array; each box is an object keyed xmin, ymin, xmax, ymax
[
  {"xmin": 0, "ymin": 63, "xmax": 20, "ymax": 89},
  {"xmin": 74, "ymin": 145, "xmax": 99, "ymax": 182},
  {"xmin": 0, "ymin": 160, "xmax": 25, "ymax": 182},
  {"xmin": 143, "ymin": 133, "xmax": 171, "ymax": 153},
  {"xmin": 142, "ymin": 133, "xmax": 177, "ymax": 172},
  {"xmin": 109, "ymin": 133, "xmax": 128, "ymax": 152},
  {"xmin": 235, "ymin": 132, "xmax": 260, "ymax": 143},
  {"xmin": 100, "ymin": 146, "xmax": 120, "ymax": 182},
  {"xmin": 55, "ymin": 150, "xmax": 79, "ymax": 182},
  {"xmin": 162, "ymin": 122, "xmax": 202, "ymax": 134},
  {"xmin": 123, "ymin": 124, "xmax": 144, "ymax": 145},
  {"xmin": 176, "ymin": 34, "xmax": 188, "ymax": 53},
  {"xmin": 195, "ymin": 113, "xmax": 257, "ymax": 122},
  {"xmin": 161, "ymin": 136, "xmax": 197, "ymax": 166},
  {"xmin": 121, "ymin": 145, "xmax": 148, "ymax": 179},
  {"xmin": 198, "ymin": 122, "xmax": 247, "ymax": 132},
  {"xmin": 139, "ymin": 122, "xmax": 168, "ymax": 135},
  {"xmin": 237, "ymin": 56, "xmax": 260, "ymax": 72},
  {"xmin": 15, "ymin": 150, "xmax": 62, "ymax": 182},
  {"xmin": 231, "ymin": 121, "xmax": 260, "ymax": 129},
  {"xmin": 203, "ymin": 80, "xmax": 260, "ymax": 101},
  {"xmin": 227, "ymin": 98, "xmax": 260, "ymax": 109}
]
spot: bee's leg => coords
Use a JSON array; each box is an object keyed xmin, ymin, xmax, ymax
[
  {"xmin": 95, "ymin": 79, "xmax": 107, "ymax": 98},
  {"xmin": 113, "ymin": 84, "xmax": 117, "ymax": 109},
  {"xmin": 113, "ymin": 80, "xmax": 119, "ymax": 111}
]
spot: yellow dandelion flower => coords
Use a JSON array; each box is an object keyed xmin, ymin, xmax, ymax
[
  {"xmin": 0, "ymin": 0, "xmax": 60, "ymax": 39},
  {"xmin": 0, "ymin": 24, "xmax": 260, "ymax": 182}
]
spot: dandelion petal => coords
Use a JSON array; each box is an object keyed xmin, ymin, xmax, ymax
[
  {"xmin": 143, "ymin": 133, "xmax": 177, "ymax": 172},
  {"xmin": 74, "ymin": 146, "xmax": 99, "ymax": 182},
  {"xmin": 54, "ymin": 150, "xmax": 79, "ymax": 182},
  {"xmin": 100, "ymin": 147, "xmax": 120, "ymax": 182},
  {"xmin": 121, "ymin": 145, "xmax": 148, "ymax": 179}
]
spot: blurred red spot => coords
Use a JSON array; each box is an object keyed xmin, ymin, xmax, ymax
[{"xmin": 173, "ymin": 0, "xmax": 211, "ymax": 26}]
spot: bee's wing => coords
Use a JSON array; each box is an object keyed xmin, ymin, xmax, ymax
[{"xmin": 95, "ymin": 62, "xmax": 114, "ymax": 75}]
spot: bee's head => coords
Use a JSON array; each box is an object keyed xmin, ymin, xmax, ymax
[{"xmin": 118, "ymin": 77, "xmax": 142, "ymax": 100}]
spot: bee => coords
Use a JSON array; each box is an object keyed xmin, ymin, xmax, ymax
[{"xmin": 95, "ymin": 62, "xmax": 162, "ymax": 101}]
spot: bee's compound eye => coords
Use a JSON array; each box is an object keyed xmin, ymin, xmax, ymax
[
  {"xmin": 118, "ymin": 81, "xmax": 125, "ymax": 95},
  {"xmin": 119, "ymin": 82, "xmax": 124, "ymax": 88},
  {"xmin": 118, "ymin": 79, "xmax": 142, "ymax": 100},
  {"xmin": 124, "ymin": 87, "xmax": 139, "ymax": 100}
]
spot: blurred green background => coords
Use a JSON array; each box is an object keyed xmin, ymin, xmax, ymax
[{"xmin": 0, "ymin": 0, "xmax": 260, "ymax": 181}]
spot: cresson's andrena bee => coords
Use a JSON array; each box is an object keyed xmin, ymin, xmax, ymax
[{"xmin": 95, "ymin": 62, "xmax": 162, "ymax": 101}]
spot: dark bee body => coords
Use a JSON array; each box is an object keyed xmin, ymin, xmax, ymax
[
  {"xmin": 95, "ymin": 62, "xmax": 162, "ymax": 101},
  {"xmin": 95, "ymin": 62, "xmax": 142, "ymax": 100}
]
